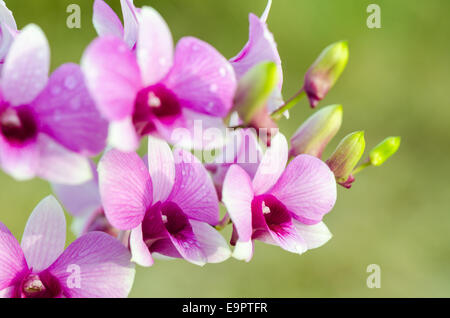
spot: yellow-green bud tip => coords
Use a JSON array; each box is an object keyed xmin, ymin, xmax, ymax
[{"xmin": 369, "ymin": 136, "xmax": 401, "ymax": 167}]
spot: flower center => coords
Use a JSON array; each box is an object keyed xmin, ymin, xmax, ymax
[
  {"xmin": 133, "ymin": 84, "xmax": 181, "ymax": 136},
  {"xmin": 252, "ymin": 194, "xmax": 291, "ymax": 231},
  {"xmin": 0, "ymin": 105, "xmax": 38, "ymax": 145},
  {"xmin": 20, "ymin": 272, "xmax": 61, "ymax": 298},
  {"xmin": 160, "ymin": 202, "xmax": 189, "ymax": 236}
]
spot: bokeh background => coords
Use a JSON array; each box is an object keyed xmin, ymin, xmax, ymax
[{"xmin": 2, "ymin": 0, "xmax": 450, "ymax": 297}]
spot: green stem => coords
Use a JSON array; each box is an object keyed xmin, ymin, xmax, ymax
[
  {"xmin": 271, "ymin": 89, "xmax": 306, "ymax": 121},
  {"xmin": 352, "ymin": 161, "xmax": 372, "ymax": 175}
]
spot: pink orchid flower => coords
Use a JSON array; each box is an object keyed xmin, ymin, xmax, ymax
[
  {"xmin": 230, "ymin": 0, "xmax": 284, "ymax": 113},
  {"xmin": 93, "ymin": 0, "xmax": 139, "ymax": 49},
  {"xmin": 0, "ymin": 196, "xmax": 135, "ymax": 298},
  {"xmin": 0, "ymin": 0, "xmax": 17, "ymax": 72},
  {"xmin": 0, "ymin": 24, "xmax": 108, "ymax": 184},
  {"xmin": 98, "ymin": 137, "xmax": 231, "ymax": 267},
  {"xmin": 52, "ymin": 161, "xmax": 118, "ymax": 238},
  {"xmin": 222, "ymin": 133, "xmax": 337, "ymax": 261},
  {"xmin": 82, "ymin": 6, "xmax": 237, "ymax": 152}
]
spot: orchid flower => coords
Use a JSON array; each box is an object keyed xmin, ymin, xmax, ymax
[
  {"xmin": 98, "ymin": 137, "xmax": 231, "ymax": 266},
  {"xmin": 0, "ymin": 196, "xmax": 135, "ymax": 298},
  {"xmin": 83, "ymin": 6, "xmax": 237, "ymax": 152},
  {"xmin": 222, "ymin": 133, "xmax": 337, "ymax": 261},
  {"xmin": 230, "ymin": 0, "xmax": 284, "ymax": 114},
  {"xmin": 0, "ymin": 24, "xmax": 108, "ymax": 184},
  {"xmin": 0, "ymin": 0, "xmax": 17, "ymax": 73},
  {"xmin": 52, "ymin": 161, "xmax": 117, "ymax": 238},
  {"xmin": 93, "ymin": 0, "xmax": 139, "ymax": 49}
]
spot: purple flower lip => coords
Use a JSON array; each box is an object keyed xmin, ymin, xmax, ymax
[
  {"xmin": 251, "ymin": 194, "xmax": 291, "ymax": 235},
  {"xmin": 0, "ymin": 105, "xmax": 39, "ymax": 146},
  {"xmin": 19, "ymin": 271, "xmax": 61, "ymax": 299}
]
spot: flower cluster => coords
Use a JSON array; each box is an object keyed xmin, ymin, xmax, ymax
[{"xmin": 0, "ymin": 0, "xmax": 400, "ymax": 298}]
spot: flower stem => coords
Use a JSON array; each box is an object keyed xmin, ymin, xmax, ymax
[
  {"xmin": 215, "ymin": 213, "xmax": 231, "ymax": 231},
  {"xmin": 352, "ymin": 161, "xmax": 372, "ymax": 175},
  {"xmin": 271, "ymin": 89, "xmax": 306, "ymax": 121}
]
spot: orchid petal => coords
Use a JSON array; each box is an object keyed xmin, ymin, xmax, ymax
[
  {"xmin": 0, "ymin": 135, "xmax": 38, "ymax": 181},
  {"xmin": 137, "ymin": 6, "xmax": 173, "ymax": 86},
  {"xmin": 121, "ymin": 0, "xmax": 139, "ymax": 48},
  {"xmin": 293, "ymin": 220, "xmax": 332, "ymax": 249},
  {"xmin": 93, "ymin": 0, "xmax": 124, "ymax": 39},
  {"xmin": 0, "ymin": 222, "xmax": 27, "ymax": 290},
  {"xmin": 252, "ymin": 132, "xmax": 288, "ymax": 195},
  {"xmin": 81, "ymin": 36, "xmax": 141, "ymax": 121},
  {"xmin": 269, "ymin": 154, "xmax": 337, "ymax": 224},
  {"xmin": 98, "ymin": 149, "xmax": 152, "ymax": 230},
  {"xmin": 48, "ymin": 232, "xmax": 135, "ymax": 298},
  {"xmin": 190, "ymin": 220, "xmax": 231, "ymax": 264},
  {"xmin": 21, "ymin": 196, "xmax": 66, "ymax": 272},
  {"xmin": 130, "ymin": 225, "xmax": 154, "ymax": 267},
  {"xmin": 162, "ymin": 37, "xmax": 236, "ymax": 117},
  {"xmin": 1, "ymin": 24, "xmax": 49, "ymax": 106},
  {"xmin": 108, "ymin": 117, "xmax": 140, "ymax": 152},
  {"xmin": 33, "ymin": 63, "xmax": 108, "ymax": 156}
]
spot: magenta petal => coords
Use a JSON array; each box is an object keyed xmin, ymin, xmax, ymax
[
  {"xmin": 147, "ymin": 137, "xmax": 175, "ymax": 203},
  {"xmin": 0, "ymin": 134, "xmax": 38, "ymax": 181},
  {"xmin": 222, "ymin": 165, "xmax": 254, "ymax": 261},
  {"xmin": 33, "ymin": 63, "xmax": 108, "ymax": 156},
  {"xmin": 0, "ymin": 222, "xmax": 27, "ymax": 290},
  {"xmin": 98, "ymin": 149, "xmax": 153, "ymax": 230},
  {"xmin": 162, "ymin": 37, "xmax": 237, "ymax": 117},
  {"xmin": 1, "ymin": 24, "xmax": 49, "ymax": 106},
  {"xmin": 269, "ymin": 154, "xmax": 337, "ymax": 225},
  {"xmin": 252, "ymin": 133, "xmax": 288, "ymax": 195},
  {"xmin": 93, "ymin": 0, "xmax": 124, "ymax": 39},
  {"xmin": 137, "ymin": 6, "xmax": 174, "ymax": 86},
  {"xmin": 21, "ymin": 196, "xmax": 66, "ymax": 273},
  {"xmin": 51, "ymin": 162, "xmax": 101, "ymax": 217},
  {"xmin": 81, "ymin": 36, "xmax": 142, "ymax": 121},
  {"xmin": 48, "ymin": 232, "xmax": 135, "ymax": 298},
  {"xmin": 36, "ymin": 134, "xmax": 93, "ymax": 185},
  {"xmin": 168, "ymin": 149, "xmax": 220, "ymax": 225},
  {"xmin": 121, "ymin": 0, "xmax": 139, "ymax": 48}
]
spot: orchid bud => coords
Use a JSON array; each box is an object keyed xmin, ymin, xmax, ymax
[
  {"xmin": 326, "ymin": 131, "xmax": 365, "ymax": 183},
  {"xmin": 233, "ymin": 61, "xmax": 279, "ymax": 124},
  {"xmin": 369, "ymin": 137, "xmax": 401, "ymax": 166},
  {"xmin": 290, "ymin": 104, "xmax": 343, "ymax": 158},
  {"xmin": 303, "ymin": 41, "xmax": 349, "ymax": 108}
]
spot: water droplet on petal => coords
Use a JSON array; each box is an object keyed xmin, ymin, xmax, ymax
[{"xmin": 64, "ymin": 76, "xmax": 77, "ymax": 90}]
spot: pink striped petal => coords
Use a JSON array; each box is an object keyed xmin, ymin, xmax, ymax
[
  {"xmin": 33, "ymin": 63, "xmax": 108, "ymax": 156},
  {"xmin": 1, "ymin": 24, "xmax": 49, "ymax": 106},
  {"xmin": 269, "ymin": 154, "xmax": 337, "ymax": 225},
  {"xmin": 93, "ymin": 0, "xmax": 124, "ymax": 39},
  {"xmin": 36, "ymin": 134, "xmax": 93, "ymax": 185},
  {"xmin": 48, "ymin": 232, "xmax": 135, "ymax": 298},
  {"xmin": 168, "ymin": 149, "xmax": 220, "ymax": 225},
  {"xmin": 98, "ymin": 149, "xmax": 153, "ymax": 230},
  {"xmin": 121, "ymin": 0, "xmax": 139, "ymax": 48},
  {"xmin": 147, "ymin": 136, "xmax": 175, "ymax": 203},
  {"xmin": 190, "ymin": 220, "xmax": 231, "ymax": 264},
  {"xmin": 21, "ymin": 196, "xmax": 66, "ymax": 272},
  {"xmin": 137, "ymin": 6, "xmax": 174, "ymax": 86},
  {"xmin": 162, "ymin": 37, "xmax": 237, "ymax": 117},
  {"xmin": 81, "ymin": 36, "xmax": 142, "ymax": 121},
  {"xmin": 0, "ymin": 222, "xmax": 27, "ymax": 290},
  {"xmin": 222, "ymin": 165, "xmax": 254, "ymax": 261},
  {"xmin": 252, "ymin": 132, "xmax": 288, "ymax": 195}
]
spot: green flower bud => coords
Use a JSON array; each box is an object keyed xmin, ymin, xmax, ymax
[
  {"xmin": 290, "ymin": 104, "xmax": 343, "ymax": 158},
  {"xmin": 303, "ymin": 41, "xmax": 349, "ymax": 108},
  {"xmin": 326, "ymin": 131, "xmax": 365, "ymax": 182},
  {"xmin": 369, "ymin": 137, "xmax": 401, "ymax": 166},
  {"xmin": 233, "ymin": 61, "xmax": 279, "ymax": 124}
]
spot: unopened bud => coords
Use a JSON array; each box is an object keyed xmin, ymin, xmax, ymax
[
  {"xmin": 303, "ymin": 41, "xmax": 349, "ymax": 108},
  {"xmin": 326, "ymin": 131, "xmax": 365, "ymax": 183},
  {"xmin": 233, "ymin": 61, "xmax": 279, "ymax": 124},
  {"xmin": 369, "ymin": 136, "xmax": 401, "ymax": 166},
  {"xmin": 290, "ymin": 104, "xmax": 343, "ymax": 158}
]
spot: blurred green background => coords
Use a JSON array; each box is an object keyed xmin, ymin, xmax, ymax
[{"xmin": 2, "ymin": 0, "xmax": 450, "ymax": 297}]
